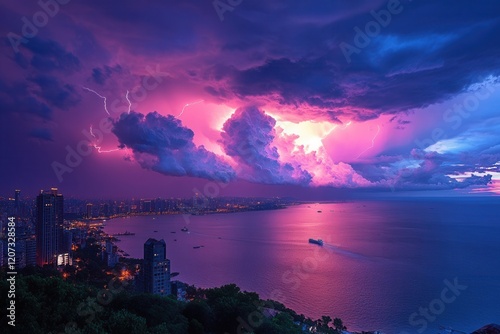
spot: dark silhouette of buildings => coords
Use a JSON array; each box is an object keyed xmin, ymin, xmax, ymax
[
  {"xmin": 36, "ymin": 188, "xmax": 65, "ymax": 266},
  {"xmin": 143, "ymin": 238, "xmax": 171, "ymax": 296},
  {"xmin": 14, "ymin": 189, "xmax": 20, "ymax": 214},
  {"xmin": 86, "ymin": 203, "xmax": 93, "ymax": 219}
]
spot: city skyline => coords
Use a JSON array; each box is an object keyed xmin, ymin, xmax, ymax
[{"xmin": 1, "ymin": 1, "xmax": 500, "ymax": 199}]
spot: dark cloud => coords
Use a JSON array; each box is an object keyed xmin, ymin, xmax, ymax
[
  {"xmin": 199, "ymin": 0, "xmax": 500, "ymax": 122},
  {"xmin": 353, "ymin": 149, "xmax": 494, "ymax": 191},
  {"xmin": 0, "ymin": 80, "xmax": 53, "ymax": 120},
  {"xmin": 28, "ymin": 75, "xmax": 80, "ymax": 109},
  {"xmin": 112, "ymin": 111, "xmax": 235, "ymax": 182},
  {"xmin": 395, "ymin": 168, "xmax": 492, "ymax": 191},
  {"xmin": 0, "ymin": 37, "xmax": 81, "ymax": 120},
  {"xmin": 13, "ymin": 52, "xmax": 29, "ymax": 69},
  {"xmin": 1, "ymin": 0, "xmax": 499, "ymax": 195},
  {"xmin": 229, "ymin": 58, "xmax": 345, "ymax": 116},
  {"xmin": 91, "ymin": 65, "xmax": 123, "ymax": 85},
  {"xmin": 28, "ymin": 128, "xmax": 54, "ymax": 142},
  {"xmin": 220, "ymin": 106, "xmax": 312, "ymax": 185},
  {"xmin": 23, "ymin": 38, "xmax": 81, "ymax": 73}
]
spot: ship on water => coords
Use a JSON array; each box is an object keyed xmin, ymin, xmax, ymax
[
  {"xmin": 114, "ymin": 231, "xmax": 135, "ymax": 236},
  {"xmin": 309, "ymin": 238, "xmax": 324, "ymax": 246}
]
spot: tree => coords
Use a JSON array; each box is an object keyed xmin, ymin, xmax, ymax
[
  {"xmin": 321, "ymin": 315, "xmax": 332, "ymax": 328},
  {"xmin": 107, "ymin": 309, "xmax": 147, "ymax": 334},
  {"xmin": 333, "ymin": 317, "xmax": 346, "ymax": 332}
]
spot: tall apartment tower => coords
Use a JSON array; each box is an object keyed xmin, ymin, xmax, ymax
[
  {"xmin": 36, "ymin": 188, "xmax": 64, "ymax": 266},
  {"xmin": 14, "ymin": 189, "xmax": 20, "ymax": 214},
  {"xmin": 86, "ymin": 203, "xmax": 93, "ymax": 219},
  {"xmin": 143, "ymin": 238, "xmax": 171, "ymax": 296}
]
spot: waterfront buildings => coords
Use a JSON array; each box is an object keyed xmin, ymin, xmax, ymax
[
  {"xmin": 143, "ymin": 238, "xmax": 171, "ymax": 296},
  {"xmin": 35, "ymin": 188, "xmax": 66, "ymax": 266}
]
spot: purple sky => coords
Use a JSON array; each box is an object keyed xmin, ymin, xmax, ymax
[{"xmin": 1, "ymin": 0, "xmax": 500, "ymax": 199}]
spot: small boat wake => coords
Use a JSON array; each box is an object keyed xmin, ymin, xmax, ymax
[{"xmin": 321, "ymin": 242, "xmax": 371, "ymax": 261}]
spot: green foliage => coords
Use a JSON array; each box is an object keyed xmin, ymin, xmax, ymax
[
  {"xmin": 333, "ymin": 317, "xmax": 347, "ymax": 331},
  {"xmin": 188, "ymin": 318, "xmax": 204, "ymax": 334},
  {"xmin": 148, "ymin": 322, "xmax": 171, "ymax": 334},
  {"xmin": 107, "ymin": 309, "xmax": 147, "ymax": 334},
  {"xmin": 108, "ymin": 291, "xmax": 189, "ymax": 333},
  {"xmin": 0, "ymin": 271, "xmax": 346, "ymax": 334},
  {"xmin": 255, "ymin": 312, "xmax": 304, "ymax": 334},
  {"xmin": 183, "ymin": 300, "xmax": 214, "ymax": 329}
]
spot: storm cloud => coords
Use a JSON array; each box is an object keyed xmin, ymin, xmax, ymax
[{"xmin": 113, "ymin": 111, "xmax": 236, "ymax": 182}]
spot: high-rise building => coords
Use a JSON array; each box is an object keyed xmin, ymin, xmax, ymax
[
  {"xmin": 55, "ymin": 228, "xmax": 73, "ymax": 266},
  {"xmin": 14, "ymin": 190, "xmax": 20, "ymax": 214},
  {"xmin": 103, "ymin": 239, "xmax": 119, "ymax": 267},
  {"xmin": 100, "ymin": 203, "xmax": 110, "ymax": 218},
  {"xmin": 143, "ymin": 238, "xmax": 171, "ymax": 296},
  {"xmin": 86, "ymin": 203, "xmax": 93, "ymax": 219},
  {"xmin": 15, "ymin": 238, "xmax": 26, "ymax": 269},
  {"xmin": 0, "ymin": 240, "xmax": 3, "ymax": 267},
  {"xmin": 36, "ymin": 188, "xmax": 64, "ymax": 266},
  {"xmin": 25, "ymin": 237, "xmax": 36, "ymax": 267},
  {"xmin": 141, "ymin": 200, "xmax": 152, "ymax": 213}
]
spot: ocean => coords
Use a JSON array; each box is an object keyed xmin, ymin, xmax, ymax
[{"xmin": 103, "ymin": 198, "xmax": 500, "ymax": 333}]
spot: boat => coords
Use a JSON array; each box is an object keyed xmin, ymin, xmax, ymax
[
  {"xmin": 170, "ymin": 231, "xmax": 176, "ymax": 234},
  {"xmin": 153, "ymin": 230, "xmax": 158, "ymax": 232},
  {"xmin": 308, "ymin": 238, "xmax": 324, "ymax": 246},
  {"xmin": 317, "ymin": 210, "xmax": 322, "ymax": 213},
  {"xmin": 181, "ymin": 227, "xmax": 188, "ymax": 232},
  {"xmin": 114, "ymin": 231, "xmax": 135, "ymax": 236},
  {"xmin": 193, "ymin": 246, "xmax": 203, "ymax": 249}
]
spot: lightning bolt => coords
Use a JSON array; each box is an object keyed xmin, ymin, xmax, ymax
[
  {"xmin": 89, "ymin": 125, "xmax": 121, "ymax": 153},
  {"xmin": 82, "ymin": 86, "xmax": 110, "ymax": 115},
  {"xmin": 342, "ymin": 121, "xmax": 352, "ymax": 129},
  {"xmin": 356, "ymin": 125, "xmax": 380, "ymax": 159},
  {"xmin": 178, "ymin": 100, "xmax": 204, "ymax": 118},
  {"xmin": 125, "ymin": 90, "xmax": 131, "ymax": 113}
]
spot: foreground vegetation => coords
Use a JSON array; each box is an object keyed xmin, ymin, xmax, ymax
[{"xmin": 0, "ymin": 269, "xmax": 346, "ymax": 334}]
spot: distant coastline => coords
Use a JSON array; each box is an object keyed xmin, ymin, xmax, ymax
[{"xmin": 74, "ymin": 202, "xmax": 298, "ymax": 223}]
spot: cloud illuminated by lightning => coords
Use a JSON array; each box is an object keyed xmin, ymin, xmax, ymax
[
  {"xmin": 89, "ymin": 125, "xmax": 121, "ymax": 153},
  {"xmin": 356, "ymin": 125, "xmax": 381, "ymax": 159},
  {"xmin": 82, "ymin": 86, "xmax": 110, "ymax": 115},
  {"xmin": 277, "ymin": 120, "xmax": 338, "ymax": 153},
  {"xmin": 342, "ymin": 121, "xmax": 352, "ymax": 129},
  {"xmin": 178, "ymin": 100, "xmax": 204, "ymax": 117}
]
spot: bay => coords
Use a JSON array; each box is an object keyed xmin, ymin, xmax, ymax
[{"xmin": 103, "ymin": 199, "xmax": 500, "ymax": 333}]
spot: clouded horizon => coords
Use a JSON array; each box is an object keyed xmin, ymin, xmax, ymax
[{"xmin": 1, "ymin": 0, "xmax": 500, "ymax": 199}]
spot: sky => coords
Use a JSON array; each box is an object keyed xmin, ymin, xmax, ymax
[{"xmin": 1, "ymin": 0, "xmax": 500, "ymax": 199}]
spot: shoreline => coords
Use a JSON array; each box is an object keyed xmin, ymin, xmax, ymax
[{"xmin": 76, "ymin": 202, "xmax": 297, "ymax": 223}]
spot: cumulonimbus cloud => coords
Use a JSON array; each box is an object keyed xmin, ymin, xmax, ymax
[
  {"xmin": 220, "ymin": 106, "xmax": 313, "ymax": 185},
  {"xmin": 112, "ymin": 111, "xmax": 236, "ymax": 182}
]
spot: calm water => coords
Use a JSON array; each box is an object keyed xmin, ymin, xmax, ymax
[{"xmin": 103, "ymin": 199, "xmax": 500, "ymax": 333}]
